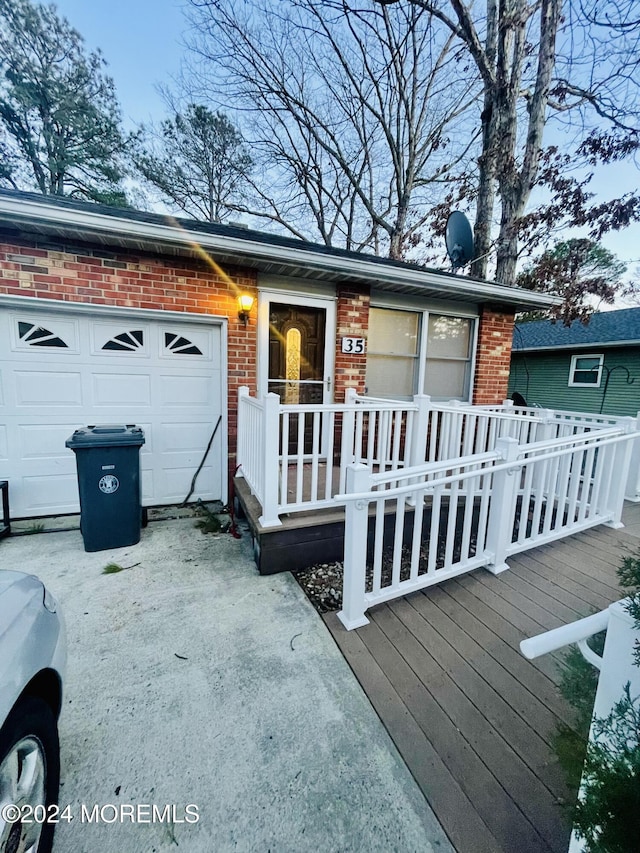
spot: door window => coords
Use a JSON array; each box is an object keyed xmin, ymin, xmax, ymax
[{"xmin": 268, "ymin": 303, "xmax": 326, "ymax": 404}]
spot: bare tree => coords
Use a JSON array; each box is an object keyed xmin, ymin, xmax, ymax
[
  {"xmin": 375, "ymin": 0, "xmax": 640, "ymax": 283},
  {"xmin": 133, "ymin": 104, "xmax": 253, "ymax": 222},
  {"xmin": 185, "ymin": 0, "xmax": 480, "ymax": 258}
]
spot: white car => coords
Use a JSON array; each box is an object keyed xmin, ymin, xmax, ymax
[{"xmin": 0, "ymin": 571, "xmax": 66, "ymax": 853}]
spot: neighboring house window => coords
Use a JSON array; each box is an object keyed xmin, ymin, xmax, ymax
[
  {"xmin": 424, "ymin": 314, "xmax": 473, "ymax": 401},
  {"xmin": 365, "ymin": 307, "xmax": 476, "ymax": 401},
  {"xmin": 365, "ymin": 307, "xmax": 420, "ymax": 398},
  {"xmin": 569, "ymin": 353, "xmax": 604, "ymax": 387}
]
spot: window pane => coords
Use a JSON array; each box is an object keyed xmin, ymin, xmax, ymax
[
  {"xmin": 268, "ymin": 381, "xmax": 323, "ymax": 404},
  {"xmin": 427, "ymin": 315, "xmax": 471, "ymax": 358},
  {"xmin": 573, "ymin": 371, "xmax": 599, "ymax": 384},
  {"xmin": 575, "ymin": 357, "xmax": 601, "ymax": 371},
  {"xmin": 368, "ymin": 307, "xmax": 419, "ymax": 355},
  {"xmin": 365, "ymin": 307, "xmax": 419, "ymax": 399},
  {"xmin": 424, "ymin": 358, "xmax": 470, "ymax": 400},
  {"xmin": 366, "ymin": 355, "xmax": 416, "ymax": 398}
]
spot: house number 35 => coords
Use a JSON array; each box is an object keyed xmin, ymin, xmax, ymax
[{"xmin": 341, "ymin": 337, "xmax": 365, "ymax": 354}]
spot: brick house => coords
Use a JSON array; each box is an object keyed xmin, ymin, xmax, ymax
[{"xmin": 0, "ymin": 189, "xmax": 556, "ymax": 519}]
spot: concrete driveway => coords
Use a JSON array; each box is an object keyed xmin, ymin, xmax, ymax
[{"xmin": 1, "ymin": 516, "xmax": 452, "ymax": 853}]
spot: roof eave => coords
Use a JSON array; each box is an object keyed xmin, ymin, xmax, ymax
[
  {"xmin": 514, "ymin": 339, "xmax": 640, "ymax": 353},
  {"xmin": 0, "ymin": 193, "xmax": 561, "ymax": 312}
]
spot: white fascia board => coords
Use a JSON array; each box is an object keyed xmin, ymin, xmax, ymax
[{"xmin": 1, "ymin": 195, "xmax": 561, "ymax": 310}]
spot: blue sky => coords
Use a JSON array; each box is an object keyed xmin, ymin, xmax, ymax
[
  {"xmin": 52, "ymin": 0, "xmax": 639, "ymax": 273},
  {"xmin": 53, "ymin": 0, "xmax": 185, "ymax": 126}
]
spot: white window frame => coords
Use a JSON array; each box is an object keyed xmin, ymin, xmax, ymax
[
  {"xmin": 422, "ymin": 312, "xmax": 477, "ymax": 402},
  {"xmin": 365, "ymin": 299, "xmax": 478, "ymax": 402},
  {"xmin": 365, "ymin": 306, "xmax": 421, "ymax": 400},
  {"xmin": 569, "ymin": 353, "xmax": 604, "ymax": 388}
]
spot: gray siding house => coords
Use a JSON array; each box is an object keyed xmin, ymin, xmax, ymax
[{"xmin": 508, "ymin": 307, "xmax": 640, "ymax": 416}]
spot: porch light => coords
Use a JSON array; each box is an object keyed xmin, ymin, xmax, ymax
[{"xmin": 237, "ymin": 294, "xmax": 254, "ymax": 326}]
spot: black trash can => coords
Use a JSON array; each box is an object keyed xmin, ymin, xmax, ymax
[{"xmin": 66, "ymin": 425, "xmax": 145, "ymax": 552}]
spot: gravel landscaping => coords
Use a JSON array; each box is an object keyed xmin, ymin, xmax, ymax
[{"xmin": 294, "ymin": 561, "xmax": 345, "ymax": 613}]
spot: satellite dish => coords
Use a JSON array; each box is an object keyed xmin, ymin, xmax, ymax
[{"xmin": 445, "ymin": 211, "xmax": 474, "ymax": 270}]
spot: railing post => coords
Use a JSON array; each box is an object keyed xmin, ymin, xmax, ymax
[
  {"xmin": 604, "ymin": 417, "xmax": 636, "ymax": 529},
  {"xmin": 408, "ymin": 394, "xmax": 431, "ymax": 468},
  {"xmin": 338, "ymin": 464, "xmax": 372, "ymax": 630},
  {"xmin": 339, "ymin": 388, "xmax": 358, "ymax": 492},
  {"xmin": 236, "ymin": 385, "xmax": 250, "ymax": 476},
  {"xmin": 624, "ymin": 412, "xmax": 640, "ymax": 502},
  {"xmin": 345, "ymin": 387, "xmax": 357, "ymax": 405},
  {"xmin": 484, "ymin": 436, "xmax": 520, "ymax": 575},
  {"xmin": 531, "ymin": 407, "xmax": 555, "ymax": 445},
  {"xmin": 258, "ymin": 392, "xmax": 283, "ymax": 528}
]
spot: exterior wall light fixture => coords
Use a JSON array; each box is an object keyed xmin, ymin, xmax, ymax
[{"xmin": 237, "ymin": 294, "xmax": 254, "ymax": 326}]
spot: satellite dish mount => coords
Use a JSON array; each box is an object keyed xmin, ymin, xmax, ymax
[{"xmin": 445, "ymin": 211, "xmax": 475, "ymax": 271}]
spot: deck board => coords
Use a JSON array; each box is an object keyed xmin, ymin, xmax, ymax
[
  {"xmin": 513, "ymin": 552, "xmax": 615, "ymax": 611},
  {"xmin": 387, "ymin": 595, "xmax": 568, "ymax": 796},
  {"xmin": 322, "ymin": 506, "xmax": 640, "ymax": 853},
  {"xmin": 327, "ymin": 616, "xmax": 501, "ymax": 853},
  {"xmin": 349, "ymin": 613, "xmax": 554, "ymax": 853}
]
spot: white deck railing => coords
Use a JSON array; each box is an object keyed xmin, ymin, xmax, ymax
[
  {"xmin": 337, "ymin": 423, "xmax": 638, "ymax": 630},
  {"xmin": 236, "ymin": 387, "xmax": 268, "ymax": 509},
  {"xmin": 237, "ymin": 387, "xmax": 636, "ymax": 527},
  {"xmin": 237, "ymin": 387, "xmax": 421, "ymax": 526},
  {"xmin": 475, "ymin": 401, "xmax": 640, "ymax": 501},
  {"xmin": 521, "ymin": 600, "xmax": 640, "ymax": 853}
]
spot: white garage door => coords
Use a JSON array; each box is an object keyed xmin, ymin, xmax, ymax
[{"xmin": 0, "ymin": 303, "xmax": 226, "ymax": 518}]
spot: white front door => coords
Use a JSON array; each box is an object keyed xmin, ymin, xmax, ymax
[{"xmin": 258, "ymin": 292, "xmax": 336, "ymax": 404}]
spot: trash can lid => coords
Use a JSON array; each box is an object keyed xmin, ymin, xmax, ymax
[{"xmin": 65, "ymin": 424, "xmax": 145, "ymax": 448}]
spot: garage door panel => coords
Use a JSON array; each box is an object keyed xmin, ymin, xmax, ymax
[
  {"xmin": 159, "ymin": 422, "xmax": 219, "ymax": 452},
  {"xmin": 141, "ymin": 469, "xmax": 154, "ymax": 503},
  {"xmin": 134, "ymin": 422, "xmax": 154, "ymax": 454},
  {"xmin": 160, "ymin": 325, "xmax": 218, "ymax": 360},
  {"xmin": 0, "ymin": 425, "xmax": 7, "ymax": 460},
  {"xmin": 91, "ymin": 321, "xmax": 150, "ymax": 356},
  {"xmin": 0, "ymin": 371, "xmax": 4, "ymax": 406},
  {"xmin": 92, "ymin": 373, "xmax": 152, "ymax": 406},
  {"xmin": 160, "ymin": 463, "xmax": 217, "ymax": 503},
  {"xmin": 159, "ymin": 375, "xmax": 216, "ymax": 407},
  {"xmin": 11, "ymin": 314, "xmax": 79, "ymax": 353},
  {"xmin": 20, "ymin": 473, "xmax": 79, "ymax": 513},
  {"xmin": 19, "ymin": 424, "xmax": 80, "ymax": 458},
  {"xmin": 15, "ymin": 371, "xmax": 83, "ymax": 406}
]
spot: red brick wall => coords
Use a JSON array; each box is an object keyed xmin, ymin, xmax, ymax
[
  {"xmin": 0, "ymin": 238, "xmax": 258, "ymax": 480},
  {"xmin": 334, "ymin": 284, "xmax": 370, "ymax": 401},
  {"xmin": 1, "ymin": 238, "xmax": 519, "ymax": 481},
  {"xmin": 472, "ymin": 306, "xmax": 515, "ymax": 404}
]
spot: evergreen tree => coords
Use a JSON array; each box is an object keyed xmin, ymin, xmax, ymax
[
  {"xmin": 0, "ymin": 0, "xmax": 129, "ymax": 204},
  {"xmin": 133, "ymin": 104, "xmax": 253, "ymax": 223}
]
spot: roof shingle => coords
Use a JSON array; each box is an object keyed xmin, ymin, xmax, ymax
[{"xmin": 513, "ymin": 308, "xmax": 640, "ymax": 351}]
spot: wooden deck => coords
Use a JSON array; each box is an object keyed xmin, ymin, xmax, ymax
[{"xmin": 323, "ymin": 502, "xmax": 640, "ymax": 853}]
